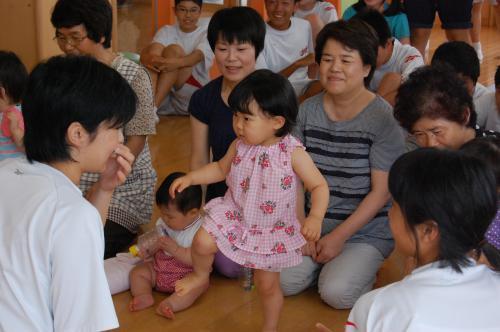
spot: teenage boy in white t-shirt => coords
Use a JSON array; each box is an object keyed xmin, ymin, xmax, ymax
[
  {"xmin": 354, "ymin": 9, "xmax": 423, "ymax": 106},
  {"xmin": 295, "ymin": 0, "xmax": 338, "ymax": 44},
  {"xmin": 475, "ymin": 66, "xmax": 500, "ymax": 132},
  {"xmin": 259, "ymin": 0, "xmax": 315, "ymax": 98},
  {"xmin": 141, "ymin": 0, "xmax": 213, "ymax": 115},
  {"xmin": 0, "ymin": 56, "xmax": 136, "ymax": 331}
]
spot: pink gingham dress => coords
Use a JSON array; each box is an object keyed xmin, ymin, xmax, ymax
[{"xmin": 202, "ymin": 134, "xmax": 306, "ymax": 271}]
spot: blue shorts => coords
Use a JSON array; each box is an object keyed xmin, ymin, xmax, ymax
[{"xmin": 405, "ymin": 0, "xmax": 473, "ymax": 30}]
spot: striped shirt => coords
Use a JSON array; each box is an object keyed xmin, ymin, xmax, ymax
[{"xmin": 294, "ymin": 94, "xmax": 405, "ymax": 257}]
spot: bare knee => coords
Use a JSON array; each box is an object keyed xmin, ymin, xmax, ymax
[
  {"xmin": 162, "ymin": 44, "xmax": 186, "ymax": 58},
  {"xmin": 255, "ymin": 271, "xmax": 281, "ymax": 297}
]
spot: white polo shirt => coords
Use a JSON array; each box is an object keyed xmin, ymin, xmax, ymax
[
  {"xmin": 370, "ymin": 39, "xmax": 423, "ymax": 91},
  {"xmin": 0, "ymin": 158, "xmax": 118, "ymax": 331},
  {"xmin": 346, "ymin": 261, "xmax": 500, "ymax": 332},
  {"xmin": 258, "ymin": 17, "xmax": 314, "ymax": 96},
  {"xmin": 475, "ymin": 91, "xmax": 500, "ymax": 132}
]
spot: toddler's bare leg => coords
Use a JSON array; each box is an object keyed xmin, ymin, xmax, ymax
[
  {"xmin": 254, "ymin": 270, "xmax": 283, "ymax": 332},
  {"xmin": 175, "ymin": 228, "xmax": 217, "ymax": 296},
  {"xmin": 129, "ymin": 262, "xmax": 156, "ymax": 311},
  {"xmin": 156, "ymin": 282, "xmax": 209, "ymax": 319}
]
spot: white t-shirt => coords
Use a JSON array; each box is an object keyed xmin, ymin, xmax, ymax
[
  {"xmin": 156, "ymin": 216, "xmax": 202, "ymax": 255},
  {"xmin": 475, "ymin": 91, "xmax": 500, "ymax": 132},
  {"xmin": 257, "ymin": 17, "xmax": 314, "ymax": 96},
  {"xmin": 474, "ymin": 82, "xmax": 490, "ymax": 103},
  {"xmin": 370, "ymin": 39, "xmax": 423, "ymax": 91},
  {"xmin": 346, "ymin": 261, "xmax": 500, "ymax": 332},
  {"xmin": 152, "ymin": 22, "xmax": 214, "ymax": 115},
  {"xmin": 0, "ymin": 158, "xmax": 118, "ymax": 332},
  {"xmin": 294, "ymin": 1, "xmax": 338, "ymax": 24}
]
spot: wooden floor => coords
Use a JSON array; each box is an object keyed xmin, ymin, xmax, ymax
[{"xmin": 112, "ymin": 5, "xmax": 500, "ymax": 331}]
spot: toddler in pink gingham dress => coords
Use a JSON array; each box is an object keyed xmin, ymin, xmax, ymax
[
  {"xmin": 170, "ymin": 70, "xmax": 329, "ymax": 331},
  {"xmin": 203, "ymin": 135, "xmax": 306, "ymax": 271}
]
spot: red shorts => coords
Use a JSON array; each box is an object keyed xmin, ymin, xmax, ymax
[{"xmin": 153, "ymin": 250, "xmax": 193, "ymax": 293}]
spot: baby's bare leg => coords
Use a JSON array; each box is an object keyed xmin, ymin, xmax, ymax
[
  {"xmin": 175, "ymin": 228, "xmax": 217, "ymax": 296},
  {"xmin": 129, "ymin": 262, "xmax": 156, "ymax": 311},
  {"xmin": 254, "ymin": 270, "xmax": 283, "ymax": 332},
  {"xmin": 156, "ymin": 282, "xmax": 209, "ymax": 319}
]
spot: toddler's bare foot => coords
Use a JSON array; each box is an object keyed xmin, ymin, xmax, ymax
[
  {"xmin": 156, "ymin": 299, "xmax": 175, "ymax": 319},
  {"xmin": 175, "ymin": 273, "xmax": 208, "ymax": 296},
  {"xmin": 129, "ymin": 294, "xmax": 154, "ymax": 312}
]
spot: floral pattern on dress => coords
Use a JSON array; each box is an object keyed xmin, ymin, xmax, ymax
[
  {"xmin": 240, "ymin": 177, "xmax": 250, "ymax": 193},
  {"xmin": 280, "ymin": 175, "xmax": 293, "ymax": 190},
  {"xmin": 258, "ymin": 152, "xmax": 270, "ymax": 169},
  {"xmin": 271, "ymin": 242, "xmax": 287, "ymax": 254},
  {"xmin": 260, "ymin": 201, "xmax": 276, "ymax": 215},
  {"xmin": 233, "ymin": 155, "xmax": 242, "ymax": 165}
]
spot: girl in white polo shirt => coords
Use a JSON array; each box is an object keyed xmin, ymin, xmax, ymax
[{"xmin": 345, "ymin": 148, "xmax": 500, "ymax": 332}]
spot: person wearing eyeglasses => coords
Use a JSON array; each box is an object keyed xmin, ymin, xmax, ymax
[
  {"xmin": 141, "ymin": 0, "xmax": 214, "ymax": 116},
  {"xmin": 51, "ymin": 0, "xmax": 158, "ymax": 259}
]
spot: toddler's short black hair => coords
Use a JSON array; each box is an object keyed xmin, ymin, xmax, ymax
[
  {"xmin": 0, "ymin": 50, "xmax": 28, "ymax": 104},
  {"xmin": 228, "ymin": 69, "xmax": 297, "ymax": 138},
  {"xmin": 156, "ymin": 172, "xmax": 202, "ymax": 214}
]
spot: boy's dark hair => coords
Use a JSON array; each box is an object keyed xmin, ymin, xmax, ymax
[
  {"xmin": 22, "ymin": 55, "xmax": 136, "ymax": 163},
  {"xmin": 51, "ymin": 0, "xmax": 113, "ymax": 48},
  {"xmin": 352, "ymin": 9, "xmax": 392, "ymax": 46},
  {"xmin": 389, "ymin": 148, "xmax": 498, "ymax": 273},
  {"xmin": 0, "ymin": 51, "xmax": 28, "ymax": 104},
  {"xmin": 315, "ymin": 19, "xmax": 378, "ymax": 87},
  {"xmin": 431, "ymin": 41, "xmax": 480, "ymax": 85},
  {"xmin": 207, "ymin": 6, "xmax": 266, "ymax": 59},
  {"xmin": 175, "ymin": 0, "xmax": 202, "ymax": 7},
  {"xmin": 495, "ymin": 66, "xmax": 500, "ymax": 87},
  {"xmin": 228, "ymin": 69, "xmax": 297, "ymax": 138},
  {"xmin": 394, "ymin": 64, "xmax": 476, "ymax": 132},
  {"xmin": 156, "ymin": 172, "xmax": 202, "ymax": 214},
  {"xmin": 352, "ymin": 0, "xmax": 404, "ymax": 17}
]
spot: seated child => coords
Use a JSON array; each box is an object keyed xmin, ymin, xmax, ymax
[
  {"xmin": 431, "ymin": 41, "xmax": 488, "ymax": 103},
  {"xmin": 343, "ymin": 0, "xmax": 410, "ymax": 44},
  {"xmin": 170, "ymin": 69, "xmax": 329, "ymax": 332},
  {"xmin": 345, "ymin": 148, "xmax": 500, "ymax": 331},
  {"xmin": 140, "ymin": 0, "xmax": 214, "ymax": 115},
  {"xmin": 353, "ymin": 10, "xmax": 423, "ymax": 106},
  {"xmin": 0, "ymin": 50, "xmax": 28, "ymax": 160},
  {"xmin": 129, "ymin": 172, "xmax": 204, "ymax": 319},
  {"xmin": 258, "ymin": 0, "xmax": 316, "ymax": 99},
  {"xmin": 461, "ymin": 137, "xmax": 500, "ymax": 272},
  {"xmin": 295, "ymin": 0, "xmax": 338, "ymax": 45},
  {"xmin": 475, "ymin": 66, "xmax": 500, "ymax": 132}
]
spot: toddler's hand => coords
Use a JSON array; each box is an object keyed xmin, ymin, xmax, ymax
[
  {"xmin": 156, "ymin": 236, "xmax": 178, "ymax": 255},
  {"xmin": 301, "ymin": 216, "xmax": 321, "ymax": 242},
  {"xmin": 169, "ymin": 175, "xmax": 193, "ymax": 198}
]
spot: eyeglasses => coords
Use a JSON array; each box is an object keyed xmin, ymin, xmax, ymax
[
  {"xmin": 53, "ymin": 35, "xmax": 88, "ymax": 47},
  {"xmin": 176, "ymin": 7, "xmax": 200, "ymax": 15}
]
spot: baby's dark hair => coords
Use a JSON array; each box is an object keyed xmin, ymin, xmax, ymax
[
  {"xmin": 175, "ymin": 0, "xmax": 202, "ymax": 7},
  {"xmin": 228, "ymin": 69, "xmax": 298, "ymax": 137},
  {"xmin": 389, "ymin": 148, "xmax": 498, "ymax": 273},
  {"xmin": 156, "ymin": 172, "xmax": 202, "ymax": 215},
  {"xmin": 0, "ymin": 50, "xmax": 28, "ymax": 104},
  {"xmin": 461, "ymin": 137, "xmax": 500, "ymax": 272}
]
